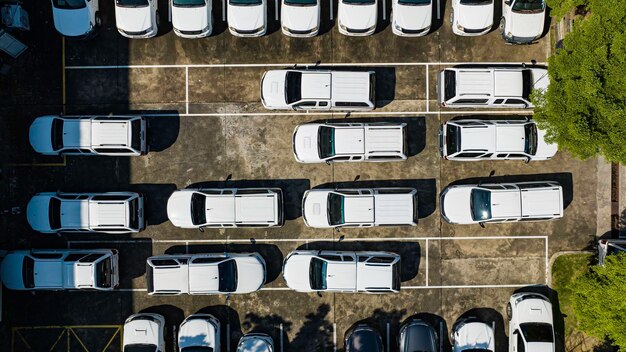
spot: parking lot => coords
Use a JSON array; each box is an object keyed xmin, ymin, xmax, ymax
[{"xmin": 0, "ymin": 0, "xmax": 599, "ymax": 351}]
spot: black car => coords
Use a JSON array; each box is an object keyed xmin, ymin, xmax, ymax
[
  {"xmin": 345, "ymin": 324, "xmax": 384, "ymax": 352},
  {"xmin": 399, "ymin": 319, "xmax": 438, "ymax": 352}
]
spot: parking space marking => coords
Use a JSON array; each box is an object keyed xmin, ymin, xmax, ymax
[
  {"xmin": 425, "ymin": 63, "xmax": 429, "ymax": 112},
  {"xmin": 11, "ymin": 325, "xmax": 122, "ymax": 352},
  {"xmin": 330, "ymin": 1, "xmax": 334, "ymax": 21},
  {"xmin": 275, "ymin": 0, "xmax": 279, "ymax": 21},
  {"xmin": 382, "ymin": 0, "xmax": 386, "ymax": 21},
  {"xmin": 333, "ymin": 323, "xmax": 337, "ymax": 352},
  {"xmin": 425, "ymin": 238, "xmax": 429, "ymax": 286},
  {"xmin": 437, "ymin": 0, "xmax": 441, "ymax": 20},
  {"xmin": 222, "ymin": 0, "xmax": 226, "ymax": 21},
  {"xmin": 64, "ymin": 110, "xmax": 530, "ymax": 117},
  {"xmin": 386, "ymin": 322, "xmax": 390, "ymax": 352},
  {"xmin": 185, "ymin": 66, "xmax": 189, "ymax": 115},
  {"xmin": 280, "ymin": 323, "xmax": 284, "ymax": 352}
]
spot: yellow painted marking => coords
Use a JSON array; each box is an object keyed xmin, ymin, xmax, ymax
[
  {"xmin": 15, "ymin": 328, "xmax": 32, "ymax": 351},
  {"xmin": 69, "ymin": 328, "xmax": 89, "ymax": 352},
  {"xmin": 62, "ymin": 36, "xmax": 66, "ymax": 114},
  {"xmin": 49, "ymin": 328, "xmax": 67, "ymax": 352},
  {"xmin": 12, "ymin": 325, "xmax": 124, "ymax": 352},
  {"xmin": 100, "ymin": 327, "xmax": 120, "ymax": 352},
  {"xmin": 7, "ymin": 156, "xmax": 67, "ymax": 167},
  {"xmin": 67, "ymin": 327, "xmax": 70, "ymax": 352}
]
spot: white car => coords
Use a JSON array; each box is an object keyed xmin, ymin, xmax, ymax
[
  {"xmin": 500, "ymin": 0, "xmax": 545, "ymax": 44},
  {"xmin": 146, "ymin": 253, "xmax": 266, "ymax": 295},
  {"xmin": 338, "ymin": 0, "xmax": 377, "ymax": 36},
  {"xmin": 171, "ymin": 0, "xmax": 212, "ymax": 38},
  {"xmin": 302, "ymin": 188, "xmax": 418, "ymax": 228},
  {"xmin": 114, "ymin": 0, "xmax": 159, "ymax": 38},
  {"xmin": 391, "ymin": 0, "xmax": 432, "ymax": 37},
  {"xmin": 51, "ymin": 0, "xmax": 101, "ymax": 38},
  {"xmin": 281, "ymin": 0, "xmax": 320, "ymax": 37},
  {"xmin": 282, "ymin": 250, "xmax": 401, "ymax": 293},
  {"xmin": 123, "ymin": 314, "xmax": 166, "ymax": 352},
  {"xmin": 179, "ymin": 314, "xmax": 220, "ymax": 352},
  {"xmin": 440, "ymin": 181, "xmax": 563, "ymax": 225},
  {"xmin": 597, "ymin": 239, "xmax": 626, "ymax": 266},
  {"xmin": 261, "ymin": 69, "xmax": 376, "ymax": 111},
  {"xmin": 439, "ymin": 119, "xmax": 558, "ymax": 161},
  {"xmin": 237, "ymin": 333, "xmax": 274, "ymax": 352},
  {"xmin": 228, "ymin": 0, "xmax": 267, "ymax": 37},
  {"xmin": 451, "ymin": 0, "xmax": 493, "ymax": 36},
  {"xmin": 29, "ymin": 115, "xmax": 147, "ymax": 156},
  {"xmin": 507, "ymin": 292, "xmax": 555, "ymax": 352},
  {"xmin": 293, "ymin": 122, "xmax": 407, "ymax": 163},
  {"xmin": 0, "ymin": 249, "xmax": 119, "ymax": 291},
  {"xmin": 26, "ymin": 191, "xmax": 145, "ymax": 234},
  {"xmin": 451, "ymin": 317, "xmax": 495, "ymax": 352},
  {"xmin": 167, "ymin": 188, "xmax": 283, "ymax": 229}
]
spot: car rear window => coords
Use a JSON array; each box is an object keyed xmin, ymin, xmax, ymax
[
  {"xmin": 129, "ymin": 198, "xmax": 139, "ymax": 230},
  {"xmin": 52, "ymin": 119, "xmax": 64, "ymax": 151},
  {"xmin": 470, "ymin": 189, "xmax": 492, "ymax": 221},
  {"xmin": 218, "ymin": 259, "xmax": 238, "ymax": 292},
  {"xmin": 131, "ymin": 119, "xmax": 142, "ymax": 152},
  {"xmin": 96, "ymin": 257, "xmax": 112, "ymax": 288},
  {"xmin": 49, "ymin": 197, "xmax": 62, "ymax": 230},
  {"xmin": 318, "ymin": 126, "xmax": 335, "ymax": 159},
  {"xmin": 444, "ymin": 70, "xmax": 456, "ymax": 102},
  {"xmin": 446, "ymin": 124, "xmax": 461, "ymax": 154},
  {"xmin": 22, "ymin": 256, "xmax": 35, "ymax": 288},
  {"xmin": 191, "ymin": 193, "xmax": 207, "ymax": 225},
  {"xmin": 309, "ymin": 257, "xmax": 327, "ymax": 290}
]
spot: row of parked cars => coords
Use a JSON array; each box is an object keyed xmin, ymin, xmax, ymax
[
  {"xmin": 119, "ymin": 289, "xmax": 555, "ymax": 352},
  {"xmin": 51, "ymin": 0, "xmax": 546, "ymax": 42}
]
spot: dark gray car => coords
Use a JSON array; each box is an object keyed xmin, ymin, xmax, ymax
[
  {"xmin": 399, "ymin": 319, "xmax": 438, "ymax": 352},
  {"xmin": 345, "ymin": 324, "xmax": 384, "ymax": 352}
]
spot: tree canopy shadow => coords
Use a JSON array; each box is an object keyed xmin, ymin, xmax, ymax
[{"xmin": 290, "ymin": 303, "xmax": 334, "ymax": 352}]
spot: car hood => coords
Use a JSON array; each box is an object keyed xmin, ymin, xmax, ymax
[
  {"xmin": 339, "ymin": 2, "xmax": 377, "ymax": 30},
  {"xmin": 228, "ymin": 3, "xmax": 264, "ymax": 31},
  {"xmin": 394, "ymin": 3, "xmax": 431, "ymax": 30},
  {"xmin": 233, "ymin": 256, "xmax": 265, "ymax": 293},
  {"xmin": 27, "ymin": 195, "xmax": 53, "ymax": 232},
  {"xmin": 1, "ymin": 253, "xmax": 27, "ymax": 290},
  {"xmin": 29, "ymin": 116, "xmax": 56, "ymax": 154},
  {"xmin": 441, "ymin": 187, "xmax": 474, "ymax": 224},
  {"xmin": 261, "ymin": 70, "xmax": 288, "ymax": 108},
  {"xmin": 457, "ymin": 3, "xmax": 493, "ymax": 30},
  {"xmin": 179, "ymin": 319, "xmax": 217, "ymax": 349},
  {"xmin": 509, "ymin": 11, "xmax": 544, "ymax": 38},
  {"xmin": 517, "ymin": 298, "xmax": 553, "ymax": 323},
  {"xmin": 302, "ymin": 190, "xmax": 331, "ymax": 228},
  {"xmin": 282, "ymin": 3, "xmax": 319, "ymax": 31},
  {"xmin": 52, "ymin": 6, "xmax": 92, "ymax": 36},
  {"xmin": 534, "ymin": 127, "xmax": 557, "ymax": 159},
  {"xmin": 115, "ymin": 5, "xmax": 152, "ymax": 32},
  {"xmin": 452, "ymin": 322, "xmax": 494, "ymax": 352},
  {"xmin": 123, "ymin": 319, "xmax": 161, "ymax": 345},
  {"xmin": 166, "ymin": 190, "xmax": 195, "ymax": 227},
  {"xmin": 283, "ymin": 254, "xmax": 313, "ymax": 291},
  {"xmin": 293, "ymin": 124, "xmax": 321, "ymax": 162},
  {"xmin": 172, "ymin": 5, "xmax": 209, "ymax": 32}
]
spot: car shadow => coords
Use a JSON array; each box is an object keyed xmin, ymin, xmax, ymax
[
  {"xmin": 296, "ymin": 241, "xmax": 421, "ymax": 282},
  {"xmin": 145, "ymin": 115, "xmax": 180, "ymax": 152},
  {"xmin": 314, "ymin": 178, "xmax": 437, "ymax": 219},
  {"xmin": 196, "ymin": 305, "xmax": 243, "ymax": 352},
  {"xmin": 431, "ymin": 0, "xmax": 447, "ymax": 33},
  {"xmin": 129, "ymin": 183, "xmax": 177, "ymax": 226}
]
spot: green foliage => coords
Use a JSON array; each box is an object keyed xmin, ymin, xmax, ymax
[
  {"xmin": 551, "ymin": 253, "xmax": 592, "ymax": 337},
  {"xmin": 570, "ymin": 253, "xmax": 626, "ymax": 348},
  {"xmin": 531, "ymin": 0, "xmax": 626, "ymax": 162},
  {"xmin": 545, "ymin": 0, "xmax": 587, "ymax": 19}
]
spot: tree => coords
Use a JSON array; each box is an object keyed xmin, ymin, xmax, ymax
[
  {"xmin": 570, "ymin": 253, "xmax": 626, "ymax": 348},
  {"xmin": 545, "ymin": 0, "xmax": 588, "ymax": 19},
  {"xmin": 531, "ymin": 0, "xmax": 626, "ymax": 162}
]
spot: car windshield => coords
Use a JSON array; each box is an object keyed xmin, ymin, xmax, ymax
[
  {"xmin": 131, "ymin": 119, "xmax": 142, "ymax": 151},
  {"xmin": 470, "ymin": 189, "xmax": 492, "ymax": 221},
  {"xmin": 115, "ymin": 0, "xmax": 149, "ymax": 7},
  {"xmin": 524, "ymin": 124, "xmax": 538, "ymax": 155},
  {"xmin": 173, "ymin": 0, "xmax": 205, "ymax": 6},
  {"xmin": 230, "ymin": 0, "xmax": 262, "ymax": 5},
  {"xmin": 218, "ymin": 259, "xmax": 238, "ymax": 292},
  {"xmin": 129, "ymin": 198, "xmax": 139, "ymax": 230},
  {"xmin": 190, "ymin": 193, "xmax": 207, "ymax": 226},
  {"xmin": 460, "ymin": 0, "xmax": 492, "ymax": 4},
  {"xmin": 521, "ymin": 69, "xmax": 533, "ymax": 100},
  {"xmin": 348, "ymin": 330, "xmax": 382, "ymax": 352},
  {"xmin": 285, "ymin": 0, "xmax": 317, "ymax": 5},
  {"xmin": 52, "ymin": 0, "xmax": 86, "ymax": 9},
  {"xmin": 446, "ymin": 125, "xmax": 461, "ymax": 154},
  {"xmin": 49, "ymin": 197, "xmax": 62, "ymax": 230},
  {"xmin": 95, "ymin": 257, "xmax": 112, "ymax": 288},
  {"xmin": 285, "ymin": 72, "xmax": 302, "ymax": 104},
  {"xmin": 328, "ymin": 193, "xmax": 345, "ymax": 226},
  {"xmin": 22, "ymin": 256, "xmax": 35, "ymax": 289},
  {"xmin": 309, "ymin": 257, "xmax": 327, "ymax": 290},
  {"xmin": 398, "ymin": 0, "xmax": 430, "ymax": 5},
  {"xmin": 51, "ymin": 119, "xmax": 64, "ymax": 151},
  {"xmin": 181, "ymin": 347, "xmax": 214, "ymax": 352},
  {"xmin": 512, "ymin": 0, "xmax": 544, "ymax": 13},
  {"xmin": 343, "ymin": 0, "xmax": 375, "ymax": 4},
  {"xmin": 318, "ymin": 126, "xmax": 335, "ymax": 159},
  {"xmin": 520, "ymin": 323, "xmax": 554, "ymax": 343},
  {"xmin": 124, "ymin": 345, "xmax": 158, "ymax": 352}
]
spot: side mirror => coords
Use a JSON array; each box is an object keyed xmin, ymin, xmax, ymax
[
  {"xmin": 504, "ymin": 0, "xmax": 511, "ymax": 5},
  {"xmin": 198, "ymin": 227, "xmax": 205, "ymax": 233},
  {"xmin": 525, "ymin": 157, "xmax": 531, "ymax": 164},
  {"xmin": 325, "ymin": 160, "xmax": 331, "ymax": 165},
  {"xmin": 479, "ymin": 222, "xmax": 485, "ymax": 228}
]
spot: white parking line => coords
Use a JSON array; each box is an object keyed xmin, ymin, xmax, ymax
[
  {"xmin": 425, "ymin": 63, "xmax": 430, "ymax": 112},
  {"xmin": 185, "ymin": 66, "xmax": 189, "ymax": 115},
  {"xmin": 222, "ymin": 0, "xmax": 226, "ymax": 21},
  {"xmin": 545, "ymin": 237, "xmax": 549, "ymax": 285},
  {"xmin": 333, "ymin": 323, "xmax": 337, "ymax": 352},
  {"xmin": 382, "ymin": 0, "xmax": 386, "ymax": 21},
  {"xmin": 280, "ymin": 323, "xmax": 284, "ymax": 352},
  {"xmin": 437, "ymin": 0, "xmax": 441, "ymax": 20},
  {"xmin": 425, "ymin": 238, "xmax": 429, "ymax": 287},
  {"xmin": 386, "ymin": 322, "xmax": 390, "ymax": 352},
  {"xmin": 275, "ymin": 0, "xmax": 279, "ymax": 21},
  {"xmin": 330, "ymin": 1, "xmax": 334, "ymax": 21},
  {"xmin": 83, "ymin": 110, "xmax": 530, "ymax": 118}
]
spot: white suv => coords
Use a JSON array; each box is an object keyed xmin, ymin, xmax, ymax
[
  {"xmin": 282, "ymin": 250, "xmax": 401, "ymax": 293},
  {"xmin": 261, "ymin": 69, "xmax": 376, "ymax": 111},
  {"xmin": 0, "ymin": 249, "xmax": 119, "ymax": 291},
  {"xmin": 281, "ymin": 0, "xmax": 320, "ymax": 37},
  {"xmin": 227, "ymin": 0, "xmax": 267, "ymax": 37},
  {"xmin": 440, "ymin": 181, "xmax": 563, "ymax": 225},
  {"xmin": 27, "ymin": 191, "xmax": 145, "ymax": 234},
  {"xmin": 338, "ymin": 0, "xmax": 378, "ymax": 36},
  {"xmin": 293, "ymin": 122, "xmax": 407, "ymax": 163},
  {"xmin": 439, "ymin": 119, "xmax": 557, "ymax": 161},
  {"xmin": 167, "ymin": 188, "xmax": 283, "ymax": 229},
  {"xmin": 507, "ymin": 292, "xmax": 555, "ymax": 352},
  {"xmin": 114, "ymin": 0, "xmax": 159, "ymax": 38},
  {"xmin": 123, "ymin": 314, "xmax": 166, "ymax": 352},
  {"xmin": 500, "ymin": 0, "xmax": 546, "ymax": 44},
  {"xmin": 437, "ymin": 66, "xmax": 549, "ymax": 108},
  {"xmin": 171, "ymin": 0, "xmax": 212, "ymax": 38},
  {"xmin": 51, "ymin": 0, "xmax": 101, "ymax": 38},
  {"xmin": 146, "ymin": 253, "xmax": 266, "ymax": 295},
  {"xmin": 29, "ymin": 115, "xmax": 147, "ymax": 156},
  {"xmin": 302, "ymin": 188, "xmax": 418, "ymax": 228},
  {"xmin": 451, "ymin": 0, "xmax": 493, "ymax": 36}
]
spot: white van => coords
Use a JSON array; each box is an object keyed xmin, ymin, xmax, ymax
[
  {"xmin": 437, "ymin": 66, "xmax": 549, "ymax": 108},
  {"xmin": 261, "ymin": 69, "xmax": 376, "ymax": 111}
]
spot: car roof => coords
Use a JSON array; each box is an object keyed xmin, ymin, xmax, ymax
[
  {"xmin": 301, "ymin": 72, "xmax": 331, "ymax": 100},
  {"xmin": 325, "ymin": 261, "xmax": 357, "ymax": 290},
  {"xmin": 63, "ymin": 120, "xmax": 92, "ymax": 149},
  {"xmin": 235, "ymin": 193, "xmax": 277, "ymax": 223},
  {"xmin": 189, "ymin": 264, "xmax": 220, "ymax": 293},
  {"xmin": 373, "ymin": 193, "xmax": 415, "ymax": 225},
  {"xmin": 335, "ymin": 128, "xmax": 365, "ymax": 155},
  {"xmin": 330, "ymin": 71, "xmax": 372, "ymax": 102},
  {"xmin": 489, "ymin": 190, "xmax": 522, "ymax": 218},
  {"xmin": 344, "ymin": 196, "xmax": 375, "ymax": 224},
  {"xmin": 60, "ymin": 200, "xmax": 90, "ymax": 229},
  {"xmin": 495, "ymin": 125, "xmax": 526, "ymax": 153},
  {"xmin": 89, "ymin": 201, "xmax": 128, "ymax": 227},
  {"xmin": 454, "ymin": 68, "xmax": 524, "ymax": 97},
  {"xmin": 356, "ymin": 261, "xmax": 394, "ymax": 290},
  {"xmin": 152, "ymin": 265, "xmax": 189, "ymax": 293},
  {"xmin": 521, "ymin": 187, "xmax": 563, "ymax": 217},
  {"xmin": 91, "ymin": 120, "xmax": 131, "ymax": 147},
  {"xmin": 364, "ymin": 125, "xmax": 404, "ymax": 155},
  {"xmin": 205, "ymin": 195, "xmax": 236, "ymax": 224}
]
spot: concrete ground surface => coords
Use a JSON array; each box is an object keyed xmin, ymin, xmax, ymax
[{"xmin": 0, "ymin": 0, "xmax": 602, "ymax": 352}]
